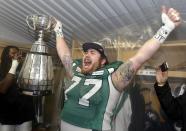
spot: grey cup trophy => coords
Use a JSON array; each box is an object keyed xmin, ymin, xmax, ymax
[
  {"xmin": 18, "ymin": 14, "xmax": 55, "ymax": 96},
  {"xmin": 17, "ymin": 14, "xmax": 56, "ymax": 124}
]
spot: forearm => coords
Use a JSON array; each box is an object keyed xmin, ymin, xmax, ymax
[
  {"xmin": 56, "ymin": 37, "xmax": 71, "ymax": 61},
  {"xmin": 54, "ymin": 19, "xmax": 74, "ymax": 78},
  {"xmin": 130, "ymin": 38, "xmax": 160, "ymax": 70},
  {"xmin": 0, "ymin": 74, "xmax": 15, "ymax": 93},
  {"xmin": 56, "ymin": 37, "xmax": 73, "ymax": 78},
  {"xmin": 0, "ymin": 60, "xmax": 18, "ymax": 93}
]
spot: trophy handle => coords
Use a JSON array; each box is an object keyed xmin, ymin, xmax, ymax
[{"xmin": 26, "ymin": 15, "xmax": 36, "ymax": 30}]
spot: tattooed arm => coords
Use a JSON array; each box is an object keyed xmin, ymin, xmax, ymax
[
  {"xmin": 112, "ymin": 36, "xmax": 170, "ymax": 91},
  {"xmin": 54, "ymin": 20, "xmax": 73, "ymax": 79},
  {"xmin": 112, "ymin": 7, "xmax": 182, "ymax": 91},
  {"xmin": 112, "ymin": 60, "xmax": 135, "ymax": 92},
  {"xmin": 112, "ymin": 38, "xmax": 165, "ymax": 91}
]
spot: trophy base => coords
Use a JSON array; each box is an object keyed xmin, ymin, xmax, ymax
[{"xmin": 21, "ymin": 89, "xmax": 52, "ymax": 96}]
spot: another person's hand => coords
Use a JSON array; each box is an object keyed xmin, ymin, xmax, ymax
[
  {"xmin": 8, "ymin": 52, "xmax": 21, "ymax": 75},
  {"xmin": 13, "ymin": 51, "xmax": 23, "ymax": 63},
  {"xmin": 156, "ymin": 68, "xmax": 168, "ymax": 86}
]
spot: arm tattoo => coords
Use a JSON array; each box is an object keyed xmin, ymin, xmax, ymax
[
  {"xmin": 61, "ymin": 55, "xmax": 73, "ymax": 77},
  {"xmin": 115, "ymin": 60, "xmax": 135, "ymax": 84}
]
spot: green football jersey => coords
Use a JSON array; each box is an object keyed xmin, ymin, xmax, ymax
[{"xmin": 61, "ymin": 59, "xmax": 123, "ymax": 130}]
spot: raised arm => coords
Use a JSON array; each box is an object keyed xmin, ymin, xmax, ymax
[
  {"xmin": 112, "ymin": 7, "xmax": 182, "ymax": 91},
  {"xmin": 54, "ymin": 20, "xmax": 73, "ymax": 79}
]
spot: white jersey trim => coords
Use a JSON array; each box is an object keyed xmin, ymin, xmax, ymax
[{"xmin": 102, "ymin": 75, "xmax": 121, "ymax": 130}]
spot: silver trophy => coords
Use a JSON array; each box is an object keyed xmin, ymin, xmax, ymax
[
  {"xmin": 18, "ymin": 14, "xmax": 55, "ymax": 96},
  {"xmin": 17, "ymin": 14, "xmax": 56, "ymax": 124}
]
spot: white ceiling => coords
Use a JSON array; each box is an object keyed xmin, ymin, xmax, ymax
[{"xmin": 0, "ymin": 0, "xmax": 186, "ymax": 48}]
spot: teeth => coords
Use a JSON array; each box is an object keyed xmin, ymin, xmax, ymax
[
  {"xmin": 85, "ymin": 61, "xmax": 91, "ymax": 63},
  {"xmin": 84, "ymin": 60, "xmax": 91, "ymax": 67},
  {"xmin": 84, "ymin": 62, "xmax": 91, "ymax": 65}
]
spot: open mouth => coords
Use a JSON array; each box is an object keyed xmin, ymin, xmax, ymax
[{"xmin": 83, "ymin": 58, "xmax": 92, "ymax": 67}]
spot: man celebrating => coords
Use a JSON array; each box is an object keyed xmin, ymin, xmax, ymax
[{"xmin": 54, "ymin": 6, "xmax": 181, "ymax": 131}]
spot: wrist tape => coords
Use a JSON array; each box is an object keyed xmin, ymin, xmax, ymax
[
  {"xmin": 8, "ymin": 60, "xmax": 19, "ymax": 75},
  {"xmin": 54, "ymin": 21, "xmax": 64, "ymax": 37},
  {"xmin": 153, "ymin": 25, "xmax": 172, "ymax": 43},
  {"xmin": 154, "ymin": 13, "xmax": 175, "ymax": 44}
]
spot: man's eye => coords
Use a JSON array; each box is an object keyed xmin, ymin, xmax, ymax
[{"xmin": 90, "ymin": 51, "xmax": 95, "ymax": 54}]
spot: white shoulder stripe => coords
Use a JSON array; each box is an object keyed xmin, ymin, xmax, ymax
[
  {"xmin": 108, "ymin": 68, "xmax": 114, "ymax": 73},
  {"xmin": 92, "ymin": 70, "xmax": 104, "ymax": 75},
  {"xmin": 102, "ymin": 75, "xmax": 121, "ymax": 130},
  {"xmin": 73, "ymin": 63, "xmax": 76, "ymax": 66}
]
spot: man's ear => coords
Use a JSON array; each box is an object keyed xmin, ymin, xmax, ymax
[{"xmin": 101, "ymin": 58, "xmax": 106, "ymax": 67}]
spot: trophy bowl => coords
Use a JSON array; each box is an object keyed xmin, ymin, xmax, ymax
[{"xmin": 26, "ymin": 14, "xmax": 56, "ymax": 32}]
